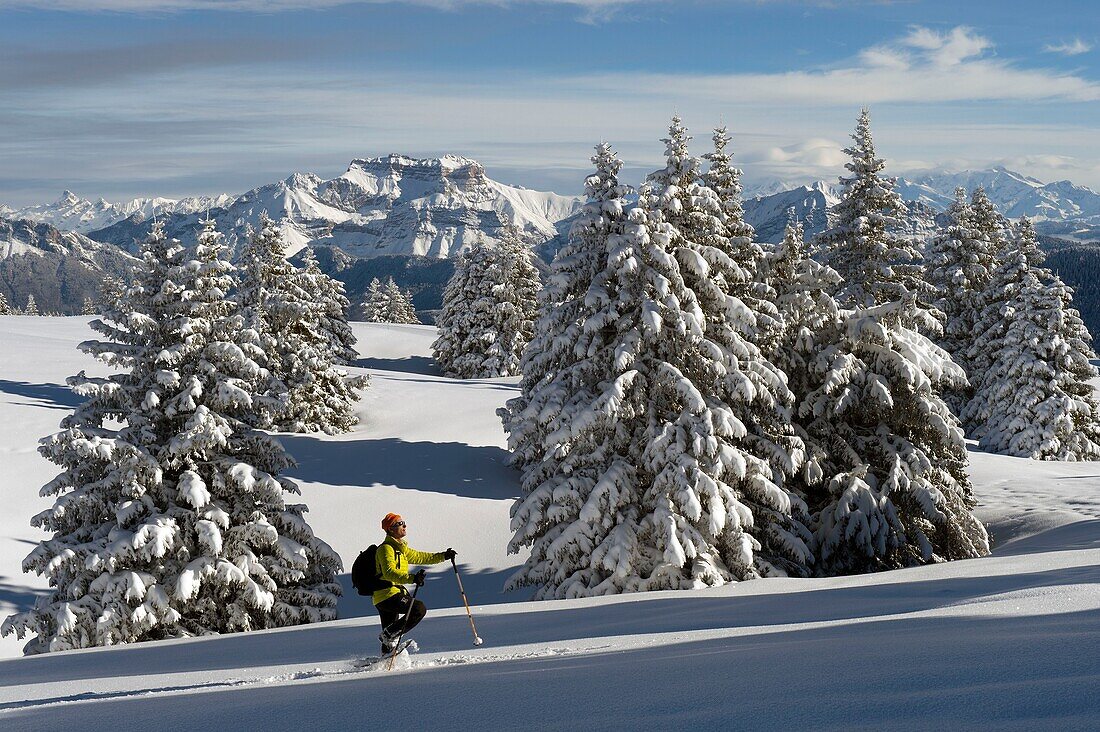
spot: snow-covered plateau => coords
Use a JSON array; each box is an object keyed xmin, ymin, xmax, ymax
[{"xmin": 0, "ymin": 316, "xmax": 1098, "ymax": 730}]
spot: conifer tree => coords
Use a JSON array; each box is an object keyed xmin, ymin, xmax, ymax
[
  {"xmin": 382, "ymin": 278, "xmax": 420, "ymax": 324},
  {"xmin": 924, "ymin": 188, "xmax": 979, "ymax": 414},
  {"xmin": 502, "ymin": 145, "xmax": 624, "ymax": 474},
  {"xmin": 432, "ymin": 231, "xmax": 541, "ymax": 378},
  {"xmin": 645, "ymin": 118, "xmax": 811, "ymax": 577},
  {"xmin": 361, "ymin": 278, "xmax": 386, "ymax": 322},
  {"xmin": 807, "ymin": 111, "xmax": 989, "ymax": 574},
  {"xmin": 957, "ymin": 189, "xmax": 1016, "ymax": 435},
  {"xmin": 0, "ymin": 291, "xmax": 13, "ymax": 315},
  {"xmin": 99, "ymin": 275, "xmax": 125, "ymax": 313},
  {"xmin": 818, "ymin": 109, "xmax": 922, "ymax": 309},
  {"xmin": 361, "ymin": 277, "xmax": 419, "ymax": 324},
  {"xmin": 24, "ymin": 294, "xmax": 39, "ymax": 316},
  {"xmin": 297, "ymin": 247, "xmax": 360, "ymax": 365},
  {"xmin": 765, "ymin": 215, "xmax": 841, "ymax": 490},
  {"xmin": 1, "ymin": 221, "xmax": 341, "ymax": 654},
  {"xmin": 964, "ymin": 218, "xmax": 1100, "ymax": 459},
  {"xmin": 236, "ymin": 214, "xmax": 364, "ymax": 434},
  {"xmin": 81, "ymin": 296, "xmax": 97, "ymax": 316},
  {"xmin": 505, "ymin": 141, "xmax": 786, "ymax": 597}
]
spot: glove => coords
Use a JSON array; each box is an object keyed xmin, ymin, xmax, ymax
[
  {"xmin": 412, "ymin": 569, "xmax": 426, "ymax": 587},
  {"xmin": 443, "ymin": 548, "xmax": 457, "ymax": 561}
]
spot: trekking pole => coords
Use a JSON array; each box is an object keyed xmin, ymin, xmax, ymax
[
  {"xmin": 451, "ymin": 557, "xmax": 483, "ymax": 646},
  {"xmin": 386, "ymin": 582, "xmax": 421, "ymax": 671}
]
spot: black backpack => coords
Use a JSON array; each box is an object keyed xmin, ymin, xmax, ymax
[{"xmin": 351, "ymin": 544, "xmax": 399, "ymax": 596}]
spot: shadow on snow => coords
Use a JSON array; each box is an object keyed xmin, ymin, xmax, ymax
[
  {"xmin": 354, "ymin": 355, "xmax": 441, "ymax": 376},
  {"xmin": 0, "ymin": 379, "xmax": 82, "ymax": 411},
  {"xmin": 4, "ymin": 561, "xmax": 1097, "ymax": 690},
  {"xmin": 278, "ymin": 436, "xmax": 521, "ymax": 501}
]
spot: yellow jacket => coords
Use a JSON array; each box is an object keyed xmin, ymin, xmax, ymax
[{"xmin": 373, "ymin": 536, "xmax": 445, "ymax": 605}]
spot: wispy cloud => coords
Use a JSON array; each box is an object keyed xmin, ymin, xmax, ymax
[
  {"xmin": 2, "ymin": 23, "xmax": 1099, "ymax": 204},
  {"xmin": 0, "ymin": 0, "xmax": 647, "ymax": 10},
  {"xmin": 574, "ymin": 28, "xmax": 1099, "ymax": 105},
  {"xmin": 1043, "ymin": 38, "xmax": 1093, "ymax": 56},
  {"xmin": 0, "ymin": 39, "xmax": 317, "ymax": 90}
]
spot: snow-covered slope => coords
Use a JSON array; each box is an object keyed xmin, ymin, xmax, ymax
[
  {"xmin": 87, "ymin": 155, "xmax": 585, "ymax": 260},
  {"xmin": 0, "ymin": 191, "xmax": 234, "ymax": 235},
  {"xmin": 0, "ymin": 317, "xmax": 1097, "ymax": 730}
]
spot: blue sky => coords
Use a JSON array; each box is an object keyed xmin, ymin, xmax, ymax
[{"xmin": 0, "ymin": 0, "xmax": 1097, "ymax": 205}]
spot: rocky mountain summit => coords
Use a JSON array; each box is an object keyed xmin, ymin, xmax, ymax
[{"xmin": 87, "ymin": 154, "xmax": 584, "ymax": 259}]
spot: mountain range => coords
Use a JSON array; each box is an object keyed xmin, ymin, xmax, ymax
[
  {"xmin": 79, "ymin": 155, "xmax": 582, "ymax": 260},
  {"xmin": 3, "ymin": 155, "xmax": 1100, "ymax": 320}
]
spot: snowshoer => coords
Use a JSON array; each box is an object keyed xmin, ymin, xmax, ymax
[{"xmin": 374, "ymin": 512, "xmax": 456, "ymax": 654}]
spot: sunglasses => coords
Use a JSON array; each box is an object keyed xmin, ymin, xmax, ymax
[{"xmin": 393, "ymin": 521, "xmax": 406, "ymax": 528}]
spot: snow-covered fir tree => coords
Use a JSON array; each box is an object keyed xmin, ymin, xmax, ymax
[
  {"xmin": 361, "ymin": 278, "xmax": 386, "ymax": 322},
  {"xmin": 81, "ymin": 295, "xmax": 97, "ymax": 316},
  {"xmin": 361, "ymin": 277, "xmax": 419, "ymax": 324},
  {"xmin": 818, "ymin": 109, "xmax": 923, "ymax": 309},
  {"xmin": 0, "ymin": 291, "xmax": 13, "ymax": 315},
  {"xmin": 24, "ymin": 294, "xmax": 39, "ymax": 315},
  {"xmin": 765, "ymin": 214, "xmax": 840, "ymax": 488},
  {"xmin": 644, "ymin": 118, "xmax": 811, "ymax": 577},
  {"xmin": 297, "ymin": 247, "xmax": 360, "ymax": 365},
  {"xmin": 956, "ymin": 189, "xmax": 1016, "ymax": 435},
  {"xmin": 924, "ymin": 187, "xmax": 981, "ymax": 414},
  {"xmin": 432, "ymin": 230, "xmax": 541, "ymax": 379},
  {"xmin": 1, "ymin": 220, "xmax": 342, "ymax": 654},
  {"xmin": 805, "ymin": 111, "xmax": 990, "ymax": 574},
  {"xmin": 382, "ymin": 278, "xmax": 420, "ymax": 324},
  {"xmin": 963, "ymin": 217, "xmax": 1100, "ymax": 459},
  {"xmin": 504, "ymin": 141, "xmax": 797, "ymax": 598},
  {"xmin": 99, "ymin": 275, "xmax": 125, "ymax": 312},
  {"xmin": 501, "ymin": 146, "xmax": 624, "ymax": 475},
  {"xmin": 236, "ymin": 214, "xmax": 365, "ymax": 434},
  {"xmin": 704, "ymin": 125, "xmax": 783, "ymax": 353}
]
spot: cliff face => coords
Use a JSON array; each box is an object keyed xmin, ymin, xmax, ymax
[{"xmin": 0, "ymin": 216, "xmax": 139, "ymax": 314}]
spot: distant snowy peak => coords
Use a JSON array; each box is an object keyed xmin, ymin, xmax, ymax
[
  {"xmin": 3, "ymin": 190, "xmax": 235, "ymax": 234},
  {"xmin": 906, "ymin": 168, "xmax": 1100, "ymax": 222},
  {"xmin": 743, "ymin": 181, "xmax": 839, "ymax": 243},
  {"xmin": 86, "ymin": 154, "xmax": 585, "ymax": 261}
]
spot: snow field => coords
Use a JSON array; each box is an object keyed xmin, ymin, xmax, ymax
[{"xmin": 0, "ymin": 316, "xmax": 1098, "ymax": 729}]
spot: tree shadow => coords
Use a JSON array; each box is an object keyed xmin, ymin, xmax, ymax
[
  {"xmin": 0, "ymin": 576, "xmax": 48, "ymax": 612},
  {"xmin": 354, "ymin": 355, "xmax": 440, "ymax": 376},
  {"xmin": 994, "ymin": 519, "xmax": 1100, "ymax": 556},
  {"xmin": 0, "ymin": 379, "xmax": 82, "ymax": 411},
  {"xmin": 278, "ymin": 436, "xmax": 521, "ymax": 501}
]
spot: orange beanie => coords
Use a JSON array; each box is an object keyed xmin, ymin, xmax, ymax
[{"xmin": 381, "ymin": 513, "xmax": 403, "ymax": 532}]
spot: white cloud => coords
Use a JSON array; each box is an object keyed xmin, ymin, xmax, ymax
[
  {"xmin": 3, "ymin": 22, "xmax": 1100, "ymax": 203},
  {"xmin": 753, "ymin": 138, "xmax": 848, "ymax": 168},
  {"xmin": 1044, "ymin": 39, "xmax": 1093, "ymax": 56},
  {"xmin": 567, "ymin": 25, "xmax": 1099, "ymax": 104}
]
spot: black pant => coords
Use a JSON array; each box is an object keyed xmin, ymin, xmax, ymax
[{"xmin": 377, "ymin": 590, "xmax": 426, "ymax": 637}]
